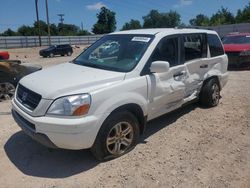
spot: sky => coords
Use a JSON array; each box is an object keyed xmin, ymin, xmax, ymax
[{"xmin": 0, "ymin": 0, "xmax": 249, "ymax": 33}]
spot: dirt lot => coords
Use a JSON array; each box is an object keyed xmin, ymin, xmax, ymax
[{"xmin": 0, "ymin": 47, "xmax": 250, "ymax": 188}]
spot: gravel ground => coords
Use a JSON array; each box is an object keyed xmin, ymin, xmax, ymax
[{"xmin": 0, "ymin": 47, "xmax": 249, "ymax": 188}]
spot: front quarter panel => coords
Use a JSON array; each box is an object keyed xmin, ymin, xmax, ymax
[{"xmin": 89, "ymin": 76, "xmax": 148, "ymax": 118}]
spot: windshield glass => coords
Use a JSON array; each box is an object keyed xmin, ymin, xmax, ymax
[
  {"xmin": 74, "ymin": 34, "xmax": 154, "ymax": 72},
  {"xmin": 47, "ymin": 45, "xmax": 56, "ymax": 50},
  {"xmin": 222, "ymin": 35, "xmax": 250, "ymax": 44}
]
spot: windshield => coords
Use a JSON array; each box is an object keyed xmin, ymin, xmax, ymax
[
  {"xmin": 74, "ymin": 34, "xmax": 154, "ymax": 72},
  {"xmin": 46, "ymin": 45, "xmax": 56, "ymax": 50},
  {"xmin": 222, "ymin": 35, "xmax": 250, "ymax": 44}
]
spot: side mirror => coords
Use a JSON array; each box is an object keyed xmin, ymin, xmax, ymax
[{"xmin": 150, "ymin": 61, "xmax": 170, "ymax": 73}]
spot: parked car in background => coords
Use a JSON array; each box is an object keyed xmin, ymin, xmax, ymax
[
  {"xmin": 222, "ymin": 33, "xmax": 250, "ymax": 68},
  {"xmin": 0, "ymin": 60, "xmax": 42, "ymax": 100},
  {"xmin": 39, "ymin": 44, "xmax": 73, "ymax": 58},
  {"xmin": 12, "ymin": 29, "xmax": 228, "ymax": 160},
  {"xmin": 0, "ymin": 51, "xmax": 10, "ymax": 60}
]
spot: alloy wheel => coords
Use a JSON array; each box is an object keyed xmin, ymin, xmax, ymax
[{"xmin": 106, "ymin": 122, "xmax": 134, "ymax": 155}]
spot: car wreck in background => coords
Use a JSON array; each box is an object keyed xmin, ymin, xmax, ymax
[
  {"xmin": 0, "ymin": 51, "xmax": 10, "ymax": 60},
  {"xmin": 222, "ymin": 33, "xmax": 250, "ymax": 68},
  {"xmin": 0, "ymin": 60, "xmax": 42, "ymax": 100}
]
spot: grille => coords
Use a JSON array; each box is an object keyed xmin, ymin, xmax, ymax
[{"xmin": 16, "ymin": 84, "xmax": 41, "ymax": 111}]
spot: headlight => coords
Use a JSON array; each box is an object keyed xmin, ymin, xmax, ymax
[
  {"xmin": 47, "ymin": 94, "xmax": 91, "ymax": 116},
  {"xmin": 240, "ymin": 51, "xmax": 250, "ymax": 56}
]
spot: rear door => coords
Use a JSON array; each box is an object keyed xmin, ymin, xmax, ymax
[
  {"xmin": 55, "ymin": 45, "xmax": 62, "ymax": 55},
  {"xmin": 146, "ymin": 35, "xmax": 190, "ymax": 120},
  {"xmin": 182, "ymin": 33, "xmax": 208, "ymax": 97}
]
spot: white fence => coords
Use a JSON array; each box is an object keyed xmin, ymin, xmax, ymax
[
  {"xmin": 0, "ymin": 35, "xmax": 103, "ymax": 49},
  {"xmin": 1, "ymin": 23, "xmax": 250, "ymax": 49}
]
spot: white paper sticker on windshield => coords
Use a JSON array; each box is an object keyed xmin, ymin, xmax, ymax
[
  {"xmin": 246, "ymin": 36, "xmax": 250, "ymax": 37},
  {"xmin": 132, "ymin": 37, "xmax": 150, "ymax": 42}
]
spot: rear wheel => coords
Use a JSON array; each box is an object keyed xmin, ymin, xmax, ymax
[
  {"xmin": 91, "ymin": 111, "xmax": 139, "ymax": 161},
  {"xmin": 0, "ymin": 82, "xmax": 15, "ymax": 100},
  {"xmin": 199, "ymin": 78, "xmax": 220, "ymax": 107},
  {"xmin": 67, "ymin": 51, "xmax": 72, "ymax": 56}
]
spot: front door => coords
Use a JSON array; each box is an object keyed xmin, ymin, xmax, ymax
[{"xmin": 146, "ymin": 35, "xmax": 189, "ymax": 120}]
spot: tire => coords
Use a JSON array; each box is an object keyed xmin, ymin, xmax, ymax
[
  {"xmin": 61, "ymin": 54, "xmax": 65, "ymax": 56},
  {"xmin": 199, "ymin": 78, "xmax": 220, "ymax": 107},
  {"xmin": 49, "ymin": 53, "xmax": 54, "ymax": 58},
  {"xmin": 67, "ymin": 51, "xmax": 72, "ymax": 56},
  {"xmin": 91, "ymin": 111, "xmax": 140, "ymax": 161}
]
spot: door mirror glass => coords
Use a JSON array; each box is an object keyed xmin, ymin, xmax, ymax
[{"xmin": 150, "ymin": 61, "xmax": 170, "ymax": 73}]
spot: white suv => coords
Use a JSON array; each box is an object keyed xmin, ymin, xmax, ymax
[{"xmin": 12, "ymin": 29, "xmax": 228, "ymax": 160}]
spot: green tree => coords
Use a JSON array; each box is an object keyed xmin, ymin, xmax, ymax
[
  {"xmin": 121, "ymin": 19, "xmax": 142, "ymax": 30},
  {"xmin": 143, "ymin": 10, "xmax": 181, "ymax": 28},
  {"xmin": 17, "ymin": 25, "xmax": 34, "ymax": 36},
  {"xmin": 210, "ymin": 7, "xmax": 235, "ymax": 26},
  {"xmin": 77, "ymin": 30, "xmax": 91, "ymax": 35},
  {"xmin": 236, "ymin": 3, "xmax": 250, "ymax": 23},
  {"xmin": 92, "ymin": 7, "xmax": 116, "ymax": 34},
  {"xmin": 58, "ymin": 23, "xmax": 79, "ymax": 35},
  {"xmin": 189, "ymin": 14, "xmax": 210, "ymax": 26},
  {"xmin": 1, "ymin": 28, "xmax": 18, "ymax": 36}
]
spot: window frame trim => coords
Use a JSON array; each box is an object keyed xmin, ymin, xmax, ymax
[
  {"xmin": 181, "ymin": 33, "xmax": 208, "ymax": 63},
  {"xmin": 140, "ymin": 34, "xmax": 182, "ymax": 76}
]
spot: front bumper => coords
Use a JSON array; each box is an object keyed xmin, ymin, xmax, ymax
[
  {"xmin": 12, "ymin": 100, "xmax": 107, "ymax": 150},
  {"xmin": 227, "ymin": 52, "xmax": 250, "ymax": 67}
]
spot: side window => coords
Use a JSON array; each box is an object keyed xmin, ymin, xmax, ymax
[
  {"xmin": 207, "ymin": 34, "xmax": 224, "ymax": 57},
  {"xmin": 151, "ymin": 37, "xmax": 179, "ymax": 67},
  {"xmin": 184, "ymin": 34, "xmax": 207, "ymax": 61}
]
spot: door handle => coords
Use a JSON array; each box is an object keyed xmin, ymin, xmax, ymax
[{"xmin": 200, "ymin": 64, "xmax": 208, "ymax": 68}]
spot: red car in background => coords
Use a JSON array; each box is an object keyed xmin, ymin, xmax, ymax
[
  {"xmin": 222, "ymin": 33, "xmax": 250, "ymax": 68},
  {"xmin": 0, "ymin": 51, "xmax": 10, "ymax": 60}
]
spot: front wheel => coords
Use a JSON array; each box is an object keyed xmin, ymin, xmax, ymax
[
  {"xmin": 0, "ymin": 82, "xmax": 16, "ymax": 100},
  {"xmin": 91, "ymin": 111, "xmax": 140, "ymax": 161},
  {"xmin": 49, "ymin": 53, "xmax": 54, "ymax": 58},
  {"xmin": 199, "ymin": 78, "xmax": 220, "ymax": 107}
]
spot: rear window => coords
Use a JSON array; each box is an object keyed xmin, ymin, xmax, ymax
[
  {"xmin": 184, "ymin": 34, "xmax": 207, "ymax": 61},
  {"xmin": 208, "ymin": 34, "xmax": 224, "ymax": 57}
]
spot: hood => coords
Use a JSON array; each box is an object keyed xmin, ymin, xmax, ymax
[
  {"xmin": 223, "ymin": 44, "xmax": 250, "ymax": 52},
  {"xmin": 19, "ymin": 63, "xmax": 125, "ymax": 99}
]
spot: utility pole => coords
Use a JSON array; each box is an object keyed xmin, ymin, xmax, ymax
[
  {"xmin": 81, "ymin": 21, "xmax": 83, "ymax": 31},
  {"xmin": 45, "ymin": 0, "xmax": 51, "ymax": 45},
  {"xmin": 57, "ymin": 14, "xmax": 65, "ymax": 24},
  {"xmin": 35, "ymin": 0, "xmax": 41, "ymax": 46}
]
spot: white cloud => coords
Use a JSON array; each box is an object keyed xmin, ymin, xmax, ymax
[
  {"xmin": 174, "ymin": 0, "xmax": 193, "ymax": 8},
  {"xmin": 86, "ymin": 2, "xmax": 107, "ymax": 11}
]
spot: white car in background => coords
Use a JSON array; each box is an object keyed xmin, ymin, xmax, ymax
[{"xmin": 12, "ymin": 28, "xmax": 228, "ymax": 160}]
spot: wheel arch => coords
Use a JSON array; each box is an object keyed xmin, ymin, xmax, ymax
[
  {"xmin": 203, "ymin": 75, "xmax": 221, "ymax": 91},
  {"xmin": 107, "ymin": 103, "xmax": 147, "ymax": 135}
]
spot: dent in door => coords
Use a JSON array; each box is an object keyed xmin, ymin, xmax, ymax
[{"xmin": 147, "ymin": 73, "xmax": 185, "ymax": 119}]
